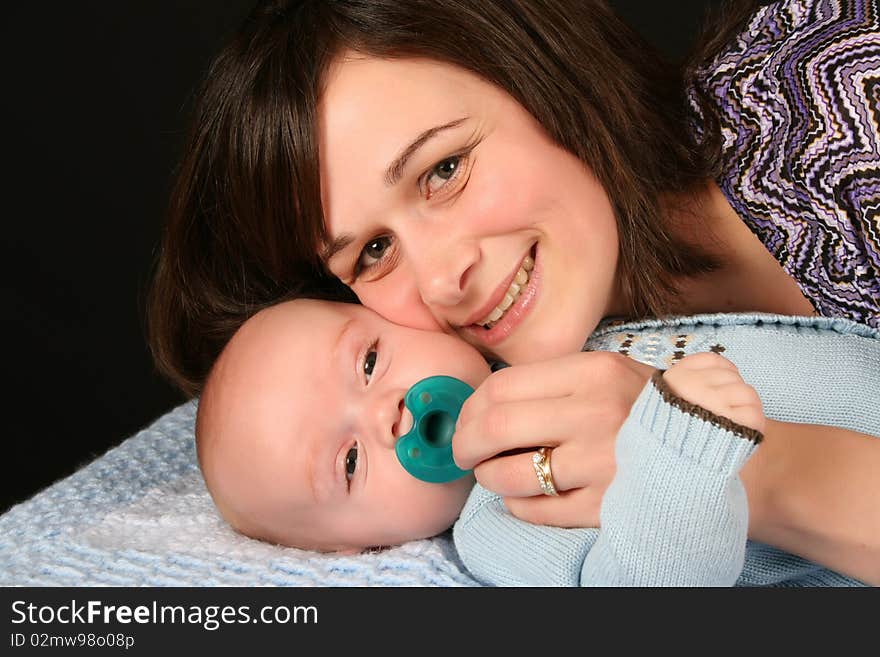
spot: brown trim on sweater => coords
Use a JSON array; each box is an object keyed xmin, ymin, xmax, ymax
[{"xmin": 651, "ymin": 371, "xmax": 764, "ymax": 444}]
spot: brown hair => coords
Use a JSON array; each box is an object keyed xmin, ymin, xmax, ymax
[{"xmin": 148, "ymin": 0, "xmax": 755, "ymax": 397}]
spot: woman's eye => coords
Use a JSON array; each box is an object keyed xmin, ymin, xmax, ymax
[
  {"xmin": 345, "ymin": 446, "xmax": 358, "ymax": 482},
  {"xmin": 357, "ymin": 236, "xmax": 393, "ymax": 271},
  {"xmin": 423, "ymin": 155, "xmax": 461, "ymax": 198},
  {"xmin": 364, "ymin": 349, "xmax": 378, "ymax": 381}
]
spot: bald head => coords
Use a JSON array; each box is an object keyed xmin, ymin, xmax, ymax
[
  {"xmin": 196, "ymin": 306, "xmax": 280, "ymax": 538},
  {"xmin": 195, "ymin": 302, "xmax": 329, "ymax": 547}
]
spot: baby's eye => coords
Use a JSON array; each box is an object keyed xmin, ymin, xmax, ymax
[
  {"xmin": 422, "ymin": 155, "xmax": 462, "ymax": 198},
  {"xmin": 364, "ymin": 349, "xmax": 378, "ymax": 381},
  {"xmin": 345, "ymin": 445, "xmax": 358, "ymax": 483}
]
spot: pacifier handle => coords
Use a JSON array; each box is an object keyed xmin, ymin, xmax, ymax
[{"xmin": 395, "ymin": 375, "xmax": 474, "ymax": 483}]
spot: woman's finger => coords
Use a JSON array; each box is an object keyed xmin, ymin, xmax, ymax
[
  {"xmin": 453, "ymin": 396, "xmax": 609, "ymax": 470},
  {"xmin": 503, "ymin": 486, "xmax": 603, "ymax": 529},
  {"xmin": 459, "ymin": 351, "xmax": 654, "ymax": 427},
  {"xmin": 457, "ymin": 357, "xmax": 585, "ymax": 427},
  {"xmin": 472, "ymin": 441, "xmax": 597, "ymax": 497}
]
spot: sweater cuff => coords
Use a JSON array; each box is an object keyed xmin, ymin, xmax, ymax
[{"xmin": 627, "ymin": 371, "xmax": 762, "ymax": 477}]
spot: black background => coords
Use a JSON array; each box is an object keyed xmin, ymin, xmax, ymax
[{"xmin": 1, "ymin": 1, "xmax": 719, "ymax": 513}]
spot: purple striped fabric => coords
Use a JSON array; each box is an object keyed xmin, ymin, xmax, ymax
[{"xmin": 690, "ymin": 0, "xmax": 880, "ymax": 328}]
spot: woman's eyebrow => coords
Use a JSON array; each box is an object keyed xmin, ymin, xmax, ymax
[{"xmin": 384, "ymin": 117, "xmax": 468, "ymax": 186}]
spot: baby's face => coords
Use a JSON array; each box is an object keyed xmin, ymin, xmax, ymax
[{"xmin": 200, "ymin": 299, "xmax": 489, "ymax": 551}]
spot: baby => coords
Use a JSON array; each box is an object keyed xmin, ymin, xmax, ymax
[
  {"xmin": 196, "ymin": 298, "xmax": 488, "ymax": 552},
  {"xmin": 196, "ymin": 298, "xmax": 799, "ymax": 585}
]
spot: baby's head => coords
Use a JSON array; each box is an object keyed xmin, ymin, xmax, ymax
[{"xmin": 196, "ymin": 298, "xmax": 489, "ymax": 552}]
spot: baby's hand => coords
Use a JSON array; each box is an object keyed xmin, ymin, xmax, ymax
[{"xmin": 662, "ymin": 352, "xmax": 765, "ymax": 434}]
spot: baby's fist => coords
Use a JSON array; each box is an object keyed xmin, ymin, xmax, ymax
[{"xmin": 662, "ymin": 352, "xmax": 765, "ymax": 434}]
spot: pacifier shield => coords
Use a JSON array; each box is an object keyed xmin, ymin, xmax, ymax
[{"xmin": 396, "ymin": 375, "xmax": 474, "ymax": 483}]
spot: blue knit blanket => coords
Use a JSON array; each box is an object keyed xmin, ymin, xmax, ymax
[
  {"xmin": 0, "ymin": 398, "xmax": 477, "ymax": 586},
  {"xmin": 1, "ymin": 313, "xmax": 876, "ymax": 586}
]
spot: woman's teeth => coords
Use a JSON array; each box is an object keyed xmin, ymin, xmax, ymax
[{"xmin": 479, "ymin": 255, "xmax": 534, "ymax": 329}]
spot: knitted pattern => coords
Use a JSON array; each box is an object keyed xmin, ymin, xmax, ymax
[{"xmin": 690, "ymin": 0, "xmax": 880, "ymax": 328}]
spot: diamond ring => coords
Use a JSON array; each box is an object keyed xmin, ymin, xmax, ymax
[{"xmin": 532, "ymin": 447, "xmax": 559, "ymax": 496}]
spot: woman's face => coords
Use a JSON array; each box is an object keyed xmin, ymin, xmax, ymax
[{"xmin": 319, "ymin": 54, "xmax": 624, "ymax": 364}]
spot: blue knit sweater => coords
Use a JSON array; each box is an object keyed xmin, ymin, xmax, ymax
[{"xmin": 452, "ymin": 314, "xmax": 880, "ymax": 586}]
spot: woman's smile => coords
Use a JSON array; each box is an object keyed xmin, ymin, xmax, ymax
[
  {"xmin": 461, "ymin": 244, "xmax": 540, "ymax": 349},
  {"xmin": 475, "ymin": 248, "xmax": 534, "ymax": 328}
]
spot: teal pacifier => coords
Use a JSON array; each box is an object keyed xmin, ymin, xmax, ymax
[{"xmin": 395, "ymin": 375, "xmax": 474, "ymax": 483}]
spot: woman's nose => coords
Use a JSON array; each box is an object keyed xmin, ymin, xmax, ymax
[{"xmin": 414, "ymin": 236, "xmax": 480, "ymax": 308}]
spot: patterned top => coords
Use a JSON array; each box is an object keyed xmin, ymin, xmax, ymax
[{"xmin": 690, "ymin": 0, "xmax": 880, "ymax": 328}]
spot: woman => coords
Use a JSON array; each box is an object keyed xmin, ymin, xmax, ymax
[{"xmin": 148, "ymin": 0, "xmax": 880, "ymax": 583}]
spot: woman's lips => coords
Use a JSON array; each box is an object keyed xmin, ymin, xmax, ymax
[
  {"xmin": 462, "ymin": 249, "xmax": 530, "ymax": 328},
  {"xmin": 461, "ymin": 244, "xmax": 540, "ymax": 348}
]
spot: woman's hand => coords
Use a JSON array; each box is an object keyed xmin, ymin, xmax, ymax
[{"xmin": 452, "ymin": 351, "xmax": 655, "ymax": 528}]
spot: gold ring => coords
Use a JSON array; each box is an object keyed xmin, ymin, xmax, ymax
[{"xmin": 532, "ymin": 447, "xmax": 559, "ymax": 496}]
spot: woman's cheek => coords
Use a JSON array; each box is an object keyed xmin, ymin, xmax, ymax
[
  {"xmin": 355, "ymin": 274, "xmax": 441, "ymax": 331},
  {"xmin": 467, "ymin": 165, "xmax": 529, "ymax": 233}
]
